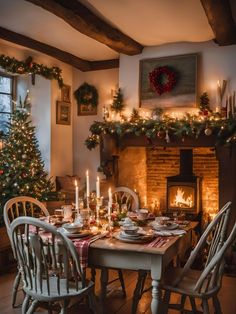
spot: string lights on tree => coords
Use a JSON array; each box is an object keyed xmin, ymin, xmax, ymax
[{"xmin": 0, "ymin": 96, "xmax": 57, "ymax": 223}]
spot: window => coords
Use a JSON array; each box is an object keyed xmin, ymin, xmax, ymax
[{"xmin": 0, "ymin": 73, "xmax": 15, "ymax": 133}]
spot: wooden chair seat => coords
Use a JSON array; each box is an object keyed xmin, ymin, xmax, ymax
[
  {"xmin": 131, "ymin": 201, "xmax": 235, "ymax": 314},
  {"xmin": 10, "ymin": 216, "xmax": 98, "ymax": 313},
  {"xmin": 24, "ymin": 277, "xmax": 94, "ymax": 301},
  {"xmin": 3, "ymin": 196, "xmax": 50, "ymax": 308},
  {"xmin": 162, "ymin": 267, "xmax": 219, "ymax": 298}
]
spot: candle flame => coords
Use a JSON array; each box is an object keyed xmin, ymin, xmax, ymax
[
  {"xmin": 74, "ymin": 179, "xmax": 78, "ymax": 187},
  {"xmin": 86, "ymin": 170, "xmax": 89, "ymax": 176},
  {"xmin": 97, "ymin": 176, "xmax": 99, "ymax": 182}
]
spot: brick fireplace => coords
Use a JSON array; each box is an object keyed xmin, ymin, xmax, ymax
[
  {"xmin": 118, "ymin": 146, "xmax": 218, "ymax": 221},
  {"xmin": 100, "ymin": 134, "xmax": 236, "ymax": 228}
]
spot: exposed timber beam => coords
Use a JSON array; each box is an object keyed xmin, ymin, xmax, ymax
[
  {"xmin": 26, "ymin": 0, "xmax": 143, "ymax": 55},
  {"xmin": 0, "ymin": 27, "xmax": 119, "ymax": 71},
  {"xmin": 200, "ymin": 0, "xmax": 236, "ymax": 45}
]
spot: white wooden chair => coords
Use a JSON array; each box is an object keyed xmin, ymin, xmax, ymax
[
  {"xmin": 10, "ymin": 216, "xmax": 98, "ymax": 314},
  {"xmin": 112, "ymin": 186, "xmax": 139, "ymax": 212},
  {"xmin": 161, "ymin": 201, "xmax": 235, "ymax": 314},
  {"xmin": 3, "ymin": 196, "xmax": 49, "ymax": 308},
  {"xmin": 132, "ymin": 201, "xmax": 234, "ymax": 314}
]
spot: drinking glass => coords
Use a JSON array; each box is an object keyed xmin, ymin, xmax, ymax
[{"xmin": 61, "ymin": 205, "xmax": 73, "ymax": 220}]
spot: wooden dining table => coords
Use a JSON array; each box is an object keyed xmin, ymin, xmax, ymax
[{"xmin": 88, "ymin": 222, "xmax": 198, "ymax": 314}]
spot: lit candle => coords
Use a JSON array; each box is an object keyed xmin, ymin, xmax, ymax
[
  {"xmin": 96, "ymin": 176, "xmax": 100, "ymax": 198},
  {"xmin": 144, "ymin": 195, "xmax": 147, "ymax": 207},
  {"xmin": 75, "ymin": 180, "xmax": 79, "ymax": 210},
  {"xmin": 86, "ymin": 170, "xmax": 90, "ymax": 197},
  {"xmin": 108, "ymin": 187, "xmax": 112, "ymax": 217}
]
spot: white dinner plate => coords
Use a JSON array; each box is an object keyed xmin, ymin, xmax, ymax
[
  {"xmin": 58, "ymin": 227, "xmax": 92, "ymax": 238},
  {"xmin": 115, "ymin": 232, "xmax": 154, "ymax": 243},
  {"xmin": 149, "ymin": 222, "xmax": 179, "ymax": 231}
]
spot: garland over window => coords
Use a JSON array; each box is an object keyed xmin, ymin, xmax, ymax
[
  {"xmin": 74, "ymin": 82, "xmax": 98, "ymax": 107},
  {"xmin": 0, "ymin": 54, "xmax": 64, "ymax": 87},
  {"xmin": 149, "ymin": 66, "xmax": 177, "ymax": 95}
]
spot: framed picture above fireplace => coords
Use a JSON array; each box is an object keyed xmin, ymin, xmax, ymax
[{"xmin": 139, "ymin": 53, "xmax": 198, "ymax": 109}]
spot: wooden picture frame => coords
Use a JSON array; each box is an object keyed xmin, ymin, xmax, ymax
[
  {"xmin": 56, "ymin": 101, "xmax": 71, "ymax": 125},
  {"xmin": 139, "ymin": 53, "xmax": 198, "ymax": 109},
  {"xmin": 61, "ymin": 84, "xmax": 71, "ymax": 103},
  {"xmin": 77, "ymin": 103, "xmax": 97, "ymax": 116}
]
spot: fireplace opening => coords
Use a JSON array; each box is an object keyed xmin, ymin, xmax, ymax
[{"xmin": 166, "ymin": 149, "xmax": 201, "ymax": 214}]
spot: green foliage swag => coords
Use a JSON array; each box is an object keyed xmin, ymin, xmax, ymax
[
  {"xmin": 0, "ymin": 108, "xmax": 57, "ymax": 224},
  {"xmin": 85, "ymin": 113, "xmax": 236, "ymax": 150},
  {"xmin": 0, "ymin": 54, "xmax": 64, "ymax": 87}
]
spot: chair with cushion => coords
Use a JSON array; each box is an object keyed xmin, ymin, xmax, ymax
[
  {"xmin": 4, "ymin": 196, "xmax": 50, "ymax": 308},
  {"xmin": 10, "ymin": 216, "xmax": 98, "ymax": 314},
  {"xmin": 132, "ymin": 201, "xmax": 235, "ymax": 313}
]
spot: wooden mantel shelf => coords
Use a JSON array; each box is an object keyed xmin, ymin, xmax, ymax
[{"xmin": 117, "ymin": 134, "xmax": 217, "ymax": 149}]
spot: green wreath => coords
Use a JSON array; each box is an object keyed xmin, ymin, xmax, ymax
[{"xmin": 74, "ymin": 82, "xmax": 98, "ymax": 108}]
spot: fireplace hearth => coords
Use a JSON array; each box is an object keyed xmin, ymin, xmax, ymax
[{"xmin": 167, "ymin": 149, "xmax": 201, "ymax": 214}]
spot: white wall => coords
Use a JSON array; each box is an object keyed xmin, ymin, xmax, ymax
[
  {"xmin": 73, "ymin": 68, "xmax": 119, "ymax": 190},
  {"xmin": 0, "ymin": 40, "xmax": 73, "ymax": 177},
  {"xmin": 119, "ymin": 41, "xmax": 236, "ymax": 114}
]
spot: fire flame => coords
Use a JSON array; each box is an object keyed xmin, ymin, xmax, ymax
[{"xmin": 171, "ymin": 187, "xmax": 193, "ymax": 208}]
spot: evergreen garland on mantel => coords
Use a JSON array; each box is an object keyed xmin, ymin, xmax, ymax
[
  {"xmin": 85, "ymin": 114, "xmax": 236, "ymax": 150},
  {"xmin": 0, "ymin": 54, "xmax": 64, "ymax": 87}
]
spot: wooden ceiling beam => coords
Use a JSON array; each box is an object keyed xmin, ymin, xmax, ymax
[
  {"xmin": 26, "ymin": 0, "xmax": 143, "ymax": 55},
  {"xmin": 200, "ymin": 0, "xmax": 236, "ymax": 45},
  {"xmin": 0, "ymin": 27, "xmax": 119, "ymax": 72}
]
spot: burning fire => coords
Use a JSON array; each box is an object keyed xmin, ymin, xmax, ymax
[{"xmin": 171, "ymin": 187, "xmax": 193, "ymax": 208}]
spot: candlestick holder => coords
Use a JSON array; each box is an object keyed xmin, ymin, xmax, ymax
[
  {"xmin": 96, "ymin": 197, "xmax": 103, "ymax": 225},
  {"xmin": 86, "ymin": 196, "xmax": 90, "ymax": 209}
]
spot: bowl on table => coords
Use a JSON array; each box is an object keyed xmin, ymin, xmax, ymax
[
  {"xmin": 155, "ymin": 216, "xmax": 170, "ymax": 225},
  {"xmin": 121, "ymin": 225, "xmax": 139, "ymax": 235},
  {"xmin": 138, "ymin": 209, "xmax": 149, "ymax": 220},
  {"xmin": 62, "ymin": 222, "xmax": 83, "ymax": 234}
]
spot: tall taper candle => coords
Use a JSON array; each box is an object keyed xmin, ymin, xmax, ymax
[
  {"xmin": 86, "ymin": 170, "xmax": 90, "ymax": 197},
  {"xmin": 108, "ymin": 187, "xmax": 112, "ymax": 217},
  {"xmin": 75, "ymin": 180, "xmax": 79, "ymax": 210},
  {"xmin": 96, "ymin": 176, "xmax": 100, "ymax": 198}
]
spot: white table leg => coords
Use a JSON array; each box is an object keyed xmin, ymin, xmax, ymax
[
  {"xmin": 151, "ymin": 256, "xmax": 162, "ymax": 314},
  {"xmin": 151, "ymin": 279, "xmax": 162, "ymax": 313}
]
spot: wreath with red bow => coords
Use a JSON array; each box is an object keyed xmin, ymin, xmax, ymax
[{"xmin": 149, "ymin": 66, "xmax": 177, "ymax": 95}]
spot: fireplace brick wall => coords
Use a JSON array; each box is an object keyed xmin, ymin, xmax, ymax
[{"xmin": 118, "ymin": 146, "xmax": 219, "ymax": 218}]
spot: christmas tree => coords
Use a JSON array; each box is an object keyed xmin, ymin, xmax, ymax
[
  {"xmin": 110, "ymin": 88, "xmax": 125, "ymax": 113},
  {"xmin": 0, "ymin": 99, "xmax": 56, "ymax": 222}
]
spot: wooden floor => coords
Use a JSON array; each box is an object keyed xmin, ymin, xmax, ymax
[{"xmin": 0, "ymin": 269, "xmax": 236, "ymax": 314}]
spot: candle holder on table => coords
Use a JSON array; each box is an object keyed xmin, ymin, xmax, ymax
[{"xmin": 96, "ymin": 197, "xmax": 103, "ymax": 226}]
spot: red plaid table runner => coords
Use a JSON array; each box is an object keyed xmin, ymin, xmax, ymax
[{"xmin": 73, "ymin": 235, "xmax": 101, "ymax": 268}]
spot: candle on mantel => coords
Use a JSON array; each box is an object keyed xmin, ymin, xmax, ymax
[
  {"xmin": 96, "ymin": 176, "xmax": 100, "ymax": 198},
  {"xmin": 75, "ymin": 180, "xmax": 79, "ymax": 210},
  {"xmin": 108, "ymin": 187, "xmax": 112, "ymax": 217},
  {"xmin": 86, "ymin": 170, "xmax": 90, "ymax": 197}
]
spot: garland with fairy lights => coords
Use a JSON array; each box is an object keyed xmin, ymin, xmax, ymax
[
  {"xmin": 149, "ymin": 66, "xmax": 177, "ymax": 95},
  {"xmin": 0, "ymin": 54, "xmax": 64, "ymax": 87},
  {"xmin": 85, "ymin": 114, "xmax": 236, "ymax": 150}
]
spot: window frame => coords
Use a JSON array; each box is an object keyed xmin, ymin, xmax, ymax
[{"xmin": 0, "ymin": 71, "xmax": 16, "ymax": 114}]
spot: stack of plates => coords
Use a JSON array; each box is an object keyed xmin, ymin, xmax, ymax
[
  {"xmin": 58, "ymin": 227, "xmax": 91, "ymax": 238},
  {"xmin": 149, "ymin": 221, "xmax": 179, "ymax": 231},
  {"xmin": 115, "ymin": 230, "xmax": 154, "ymax": 243}
]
